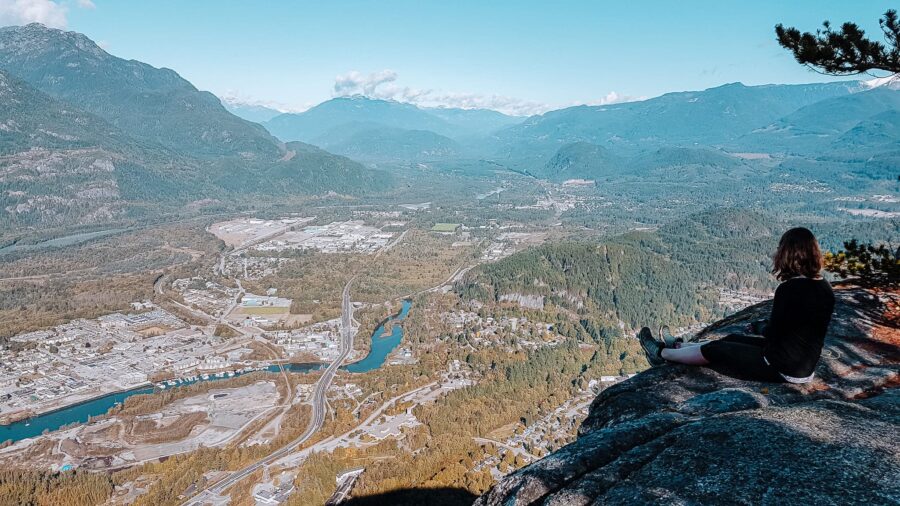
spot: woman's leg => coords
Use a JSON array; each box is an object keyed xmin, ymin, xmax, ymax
[
  {"xmin": 674, "ymin": 340, "xmax": 708, "ymax": 349},
  {"xmin": 671, "ymin": 335, "xmax": 762, "ymax": 349},
  {"xmin": 717, "ymin": 334, "xmax": 767, "ymax": 346},
  {"xmin": 661, "ymin": 335, "xmax": 782, "ymax": 382},
  {"xmin": 698, "ymin": 339, "xmax": 783, "ymax": 382},
  {"xmin": 661, "ymin": 345, "xmax": 709, "ymax": 365}
]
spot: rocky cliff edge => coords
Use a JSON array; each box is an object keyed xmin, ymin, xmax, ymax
[{"xmin": 476, "ymin": 287, "xmax": 900, "ymax": 505}]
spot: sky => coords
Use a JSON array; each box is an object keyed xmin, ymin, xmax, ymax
[{"xmin": 0, "ymin": 0, "xmax": 896, "ymax": 115}]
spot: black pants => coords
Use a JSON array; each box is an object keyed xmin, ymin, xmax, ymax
[{"xmin": 699, "ymin": 334, "xmax": 785, "ymax": 383}]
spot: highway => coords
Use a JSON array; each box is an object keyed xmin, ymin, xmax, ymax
[
  {"xmin": 180, "ymin": 239, "xmax": 474, "ymax": 503},
  {"xmin": 183, "ymin": 276, "xmax": 357, "ymax": 505},
  {"xmin": 273, "ymin": 380, "xmax": 439, "ymax": 468},
  {"xmin": 325, "ymin": 477, "xmax": 355, "ymax": 505},
  {"xmin": 325, "ymin": 469, "xmax": 364, "ymax": 506}
]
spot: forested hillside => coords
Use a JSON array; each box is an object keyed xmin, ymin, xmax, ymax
[
  {"xmin": 735, "ymin": 87, "xmax": 900, "ymax": 156},
  {"xmin": 0, "ymin": 23, "xmax": 280, "ymax": 158},
  {"xmin": 460, "ymin": 206, "xmax": 899, "ymax": 339},
  {"xmin": 312, "ymin": 123, "xmax": 462, "ymax": 162},
  {"xmin": 488, "ymin": 82, "xmax": 859, "ymax": 164}
]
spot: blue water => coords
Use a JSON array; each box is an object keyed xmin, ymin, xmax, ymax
[
  {"xmin": 0, "ymin": 298, "xmax": 416, "ymax": 444},
  {"xmin": 0, "ymin": 363, "xmax": 322, "ymax": 444},
  {"xmin": 344, "ymin": 299, "xmax": 412, "ymax": 373}
]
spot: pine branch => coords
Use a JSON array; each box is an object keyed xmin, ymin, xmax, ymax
[{"xmin": 775, "ymin": 10, "xmax": 900, "ymax": 75}]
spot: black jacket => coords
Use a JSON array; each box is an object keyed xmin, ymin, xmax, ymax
[
  {"xmin": 764, "ymin": 277, "xmax": 834, "ymax": 378},
  {"xmin": 763, "ymin": 277, "xmax": 835, "ymax": 378}
]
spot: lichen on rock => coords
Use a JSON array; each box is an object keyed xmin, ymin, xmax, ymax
[{"xmin": 476, "ymin": 288, "xmax": 900, "ymax": 505}]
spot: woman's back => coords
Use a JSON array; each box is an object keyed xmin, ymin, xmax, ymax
[{"xmin": 763, "ymin": 277, "xmax": 835, "ymax": 378}]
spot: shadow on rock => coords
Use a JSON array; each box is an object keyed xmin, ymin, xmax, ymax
[{"xmin": 341, "ymin": 487, "xmax": 477, "ymax": 506}]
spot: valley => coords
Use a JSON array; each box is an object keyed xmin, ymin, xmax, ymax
[
  {"xmin": 1, "ymin": 165, "xmax": 895, "ymax": 505},
  {"xmin": 0, "ymin": 16, "xmax": 897, "ymax": 506}
]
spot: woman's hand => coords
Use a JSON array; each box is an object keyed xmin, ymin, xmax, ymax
[{"xmin": 747, "ymin": 319, "xmax": 768, "ymax": 335}]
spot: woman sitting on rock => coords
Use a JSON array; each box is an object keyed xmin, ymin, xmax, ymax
[{"xmin": 639, "ymin": 227, "xmax": 835, "ymax": 383}]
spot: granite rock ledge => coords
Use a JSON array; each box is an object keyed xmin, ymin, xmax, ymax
[{"xmin": 476, "ymin": 287, "xmax": 900, "ymax": 505}]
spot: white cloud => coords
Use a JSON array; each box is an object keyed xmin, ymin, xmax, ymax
[
  {"xmin": 330, "ymin": 69, "xmax": 641, "ymax": 116},
  {"xmin": 585, "ymin": 91, "xmax": 643, "ymax": 106},
  {"xmin": 0, "ymin": 0, "xmax": 68, "ymax": 28},
  {"xmin": 219, "ymin": 90, "xmax": 308, "ymax": 113},
  {"xmin": 412, "ymin": 90, "xmax": 549, "ymax": 117},
  {"xmin": 331, "ymin": 69, "xmax": 551, "ymax": 116},
  {"xmin": 333, "ymin": 69, "xmax": 399, "ymax": 97},
  {"xmin": 0, "ymin": 0, "xmax": 94, "ymax": 29}
]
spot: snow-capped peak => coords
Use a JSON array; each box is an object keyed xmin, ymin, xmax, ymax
[{"xmin": 861, "ymin": 74, "xmax": 900, "ymax": 90}]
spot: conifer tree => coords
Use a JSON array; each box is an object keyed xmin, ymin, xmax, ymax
[
  {"xmin": 778, "ymin": 11, "xmax": 899, "ymax": 290},
  {"xmin": 776, "ymin": 9, "xmax": 900, "ymax": 75},
  {"xmin": 824, "ymin": 240, "xmax": 900, "ymax": 288}
]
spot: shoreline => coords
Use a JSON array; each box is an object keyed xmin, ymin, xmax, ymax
[
  {"xmin": 343, "ymin": 299, "xmax": 412, "ymax": 370},
  {"xmin": 0, "ymin": 381, "xmax": 153, "ymax": 427},
  {"xmin": 0, "ymin": 362, "xmax": 325, "ymax": 433}
]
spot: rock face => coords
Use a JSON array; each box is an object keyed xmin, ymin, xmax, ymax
[{"xmin": 476, "ymin": 288, "xmax": 900, "ymax": 505}]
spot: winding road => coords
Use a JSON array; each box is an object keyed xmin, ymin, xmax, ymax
[
  {"xmin": 183, "ymin": 277, "xmax": 357, "ymax": 505},
  {"xmin": 181, "ymin": 228, "xmax": 473, "ymax": 503}
]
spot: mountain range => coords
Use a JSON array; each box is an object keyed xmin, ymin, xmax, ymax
[
  {"xmin": 505, "ymin": 81, "xmax": 898, "ymax": 181},
  {"xmin": 0, "ymin": 23, "xmax": 387, "ymax": 234},
  {"xmin": 220, "ymin": 98, "xmax": 284, "ymax": 123},
  {"xmin": 1, "ymin": 22, "xmax": 897, "ymax": 234},
  {"xmin": 259, "ymin": 76, "xmax": 897, "ymax": 179},
  {"xmin": 262, "ymin": 96, "xmax": 522, "ymax": 162},
  {"xmin": 736, "ymin": 87, "xmax": 900, "ymax": 157}
]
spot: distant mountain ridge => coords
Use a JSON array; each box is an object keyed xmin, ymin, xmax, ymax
[
  {"xmin": 312, "ymin": 122, "xmax": 462, "ymax": 162},
  {"xmin": 264, "ymin": 95, "xmax": 521, "ymax": 143},
  {"xmin": 735, "ymin": 87, "xmax": 900, "ymax": 156},
  {"xmin": 220, "ymin": 98, "xmax": 285, "ymax": 123},
  {"xmin": 0, "ymin": 23, "xmax": 283, "ymax": 159},
  {"xmin": 257, "ymin": 75, "xmax": 896, "ymax": 177},
  {"xmin": 262, "ymin": 95, "xmax": 522, "ymax": 161},
  {"xmin": 0, "ymin": 23, "xmax": 389, "ymax": 233},
  {"xmin": 495, "ymin": 80, "xmax": 899, "ymax": 180},
  {"xmin": 483, "ymin": 81, "xmax": 867, "ymax": 169}
]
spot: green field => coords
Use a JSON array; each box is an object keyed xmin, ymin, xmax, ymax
[{"xmin": 431, "ymin": 223, "xmax": 460, "ymax": 233}]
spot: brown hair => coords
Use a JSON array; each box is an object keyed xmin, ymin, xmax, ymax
[{"xmin": 772, "ymin": 227, "xmax": 823, "ymax": 281}]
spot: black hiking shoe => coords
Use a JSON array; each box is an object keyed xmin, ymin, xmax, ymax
[
  {"xmin": 658, "ymin": 325, "xmax": 674, "ymax": 347},
  {"xmin": 638, "ymin": 327, "xmax": 666, "ymax": 366},
  {"xmin": 658, "ymin": 325, "xmax": 683, "ymax": 348}
]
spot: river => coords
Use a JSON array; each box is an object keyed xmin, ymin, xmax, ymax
[
  {"xmin": 0, "ymin": 300, "xmax": 414, "ymax": 444},
  {"xmin": 0, "ymin": 363, "xmax": 322, "ymax": 444},
  {"xmin": 343, "ymin": 299, "xmax": 413, "ymax": 373}
]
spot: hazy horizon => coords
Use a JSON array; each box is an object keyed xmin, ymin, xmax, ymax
[{"xmin": 1, "ymin": 0, "xmax": 895, "ymax": 115}]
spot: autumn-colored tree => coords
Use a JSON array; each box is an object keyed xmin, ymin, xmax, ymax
[{"xmin": 825, "ymin": 239, "xmax": 899, "ymax": 288}]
